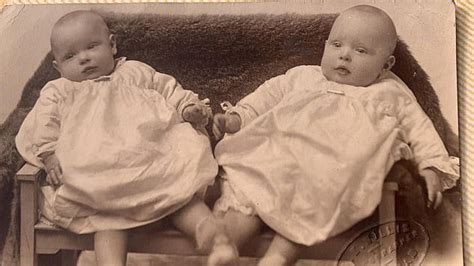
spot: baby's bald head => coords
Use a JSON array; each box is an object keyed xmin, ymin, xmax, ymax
[
  {"xmin": 335, "ymin": 5, "xmax": 398, "ymax": 55},
  {"xmin": 50, "ymin": 11, "xmax": 110, "ymax": 57}
]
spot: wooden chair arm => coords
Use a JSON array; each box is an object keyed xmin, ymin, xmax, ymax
[
  {"xmin": 16, "ymin": 163, "xmax": 44, "ymax": 182},
  {"xmin": 16, "ymin": 163, "xmax": 45, "ymax": 266}
]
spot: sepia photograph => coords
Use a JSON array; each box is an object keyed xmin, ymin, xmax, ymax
[{"xmin": 0, "ymin": 0, "xmax": 462, "ymax": 265}]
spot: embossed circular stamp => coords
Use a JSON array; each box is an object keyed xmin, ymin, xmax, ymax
[{"xmin": 338, "ymin": 220, "xmax": 429, "ymax": 265}]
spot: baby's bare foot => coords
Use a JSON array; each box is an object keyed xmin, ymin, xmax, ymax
[{"xmin": 207, "ymin": 234, "xmax": 239, "ymax": 266}]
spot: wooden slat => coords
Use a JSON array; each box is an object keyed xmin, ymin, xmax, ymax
[
  {"xmin": 36, "ymin": 230, "xmax": 94, "ymax": 251},
  {"xmin": 17, "ymin": 163, "xmax": 43, "ymax": 182},
  {"xmin": 20, "ymin": 180, "xmax": 38, "ymax": 266},
  {"xmin": 33, "ymin": 217, "xmax": 378, "ymax": 260},
  {"xmin": 379, "ymin": 182, "xmax": 398, "ymax": 265}
]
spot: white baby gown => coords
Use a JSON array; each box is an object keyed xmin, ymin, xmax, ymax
[
  {"xmin": 215, "ymin": 65, "xmax": 459, "ymax": 246},
  {"xmin": 16, "ymin": 59, "xmax": 218, "ymax": 234}
]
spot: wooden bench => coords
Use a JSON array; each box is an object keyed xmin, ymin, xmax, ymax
[{"xmin": 17, "ymin": 163, "xmax": 399, "ymax": 266}]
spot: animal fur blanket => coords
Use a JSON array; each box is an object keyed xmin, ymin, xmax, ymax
[{"xmin": 0, "ymin": 12, "xmax": 461, "ymax": 264}]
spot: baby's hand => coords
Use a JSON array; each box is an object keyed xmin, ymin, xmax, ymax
[
  {"xmin": 420, "ymin": 168, "xmax": 442, "ymax": 209},
  {"xmin": 212, "ymin": 113, "xmax": 242, "ymax": 140},
  {"xmin": 40, "ymin": 152, "xmax": 63, "ymax": 187},
  {"xmin": 183, "ymin": 104, "xmax": 211, "ymax": 128}
]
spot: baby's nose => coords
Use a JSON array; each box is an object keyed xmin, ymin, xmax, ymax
[
  {"xmin": 78, "ymin": 52, "xmax": 90, "ymax": 64},
  {"xmin": 339, "ymin": 49, "xmax": 351, "ymax": 62}
]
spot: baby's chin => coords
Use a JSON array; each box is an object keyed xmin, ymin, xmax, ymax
[
  {"xmin": 64, "ymin": 71, "xmax": 109, "ymax": 82},
  {"xmin": 322, "ymin": 71, "xmax": 374, "ymax": 87}
]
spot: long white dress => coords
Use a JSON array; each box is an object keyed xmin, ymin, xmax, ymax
[
  {"xmin": 215, "ymin": 65, "xmax": 459, "ymax": 246},
  {"xmin": 16, "ymin": 58, "xmax": 218, "ymax": 234}
]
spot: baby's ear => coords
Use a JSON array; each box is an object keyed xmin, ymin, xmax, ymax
[
  {"xmin": 384, "ymin": 55, "xmax": 396, "ymax": 71},
  {"xmin": 52, "ymin": 60, "xmax": 61, "ymax": 74},
  {"xmin": 109, "ymin": 34, "xmax": 117, "ymax": 55}
]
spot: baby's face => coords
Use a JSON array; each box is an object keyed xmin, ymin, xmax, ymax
[
  {"xmin": 52, "ymin": 19, "xmax": 117, "ymax": 82},
  {"xmin": 321, "ymin": 12, "xmax": 395, "ymax": 87}
]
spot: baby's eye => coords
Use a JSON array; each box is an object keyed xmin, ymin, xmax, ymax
[
  {"xmin": 64, "ymin": 53, "xmax": 75, "ymax": 60},
  {"xmin": 88, "ymin": 43, "xmax": 98, "ymax": 49},
  {"xmin": 355, "ymin": 48, "xmax": 368, "ymax": 54},
  {"xmin": 331, "ymin": 41, "xmax": 342, "ymax": 48}
]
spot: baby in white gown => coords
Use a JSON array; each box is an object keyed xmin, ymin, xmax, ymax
[
  {"xmin": 212, "ymin": 5, "xmax": 459, "ymax": 266},
  {"xmin": 16, "ymin": 10, "xmax": 237, "ymax": 266}
]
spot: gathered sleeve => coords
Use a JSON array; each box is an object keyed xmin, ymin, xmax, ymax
[
  {"xmin": 151, "ymin": 71, "xmax": 204, "ymax": 121},
  {"xmin": 15, "ymin": 82, "xmax": 63, "ymax": 167},
  {"xmin": 227, "ymin": 67, "xmax": 298, "ymax": 128},
  {"xmin": 397, "ymin": 84, "xmax": 459, "ymax": 190}
]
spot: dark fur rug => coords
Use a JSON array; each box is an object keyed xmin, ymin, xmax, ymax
[{"xmin": 0, "ymin": 12, "xmax": 461, "ymax": 264}]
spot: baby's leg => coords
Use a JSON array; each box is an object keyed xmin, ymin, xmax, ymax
[
  {"xmin": 170, "ymin": 196, "xmax": 238, "ymax": 265},
  {"xmin": 214, "ymin": 178, "xmax": 264, "ymax": 249},
  {"xmin": 216, "ymin": 209, "xmax": 263, "ymax": 249},
  {"xmin": 94, "ymin": 230, "xmax": 128, "ymax": 266},
  {"xmin": 216, "ymin": 203, "xmax": 298, "ymax": 266},
  {"xmin": 258, "ymin": 234, "xmax": 301, "ymax": 266}
]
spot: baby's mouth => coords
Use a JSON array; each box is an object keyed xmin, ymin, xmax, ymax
[
  {"xmin": 82, "ymin": 66, "xmax": 97, "ymax": 74},
  {"xmin": 334, "ymin": 66, "xmax": 350, "ymax": 75}
]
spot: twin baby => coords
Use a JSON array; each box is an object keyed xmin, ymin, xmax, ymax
[{"xmin": 16, "ymin": 5, "xmax": 459, "ymax": 266}]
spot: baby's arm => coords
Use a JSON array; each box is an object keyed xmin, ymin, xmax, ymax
[
  {"xmin": 39, "ymin": 151, "xmax": 63, "ymax": 186},
  {"xmin": 151, "ymin": 71, "xmax": 210, "ymax": 127},
  {"xmin": 16, "ymin": 83, "xmax": 63, "ymax": 186},
  {"xmin": 213, "ymin": 69, "xmax": 295, "ymax": 139},
  {"xmin": 398, "ymin": 88, "xmax": 458, "ymax": 209},
  {"xmin": 419, "ymin": 168, "xmax": 443, "ymax": 209},
  {"xmin": 182, "ymin": 102, "xmax": 212, "ymax": 128},
  {"xmin": 212, "ymin": 112, "xmax": 241, "ymax": 140}
]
